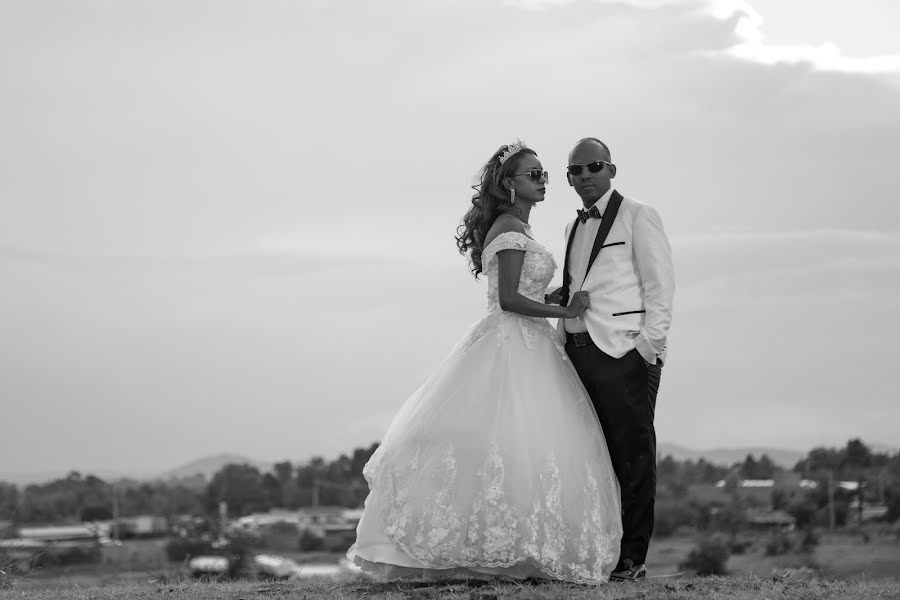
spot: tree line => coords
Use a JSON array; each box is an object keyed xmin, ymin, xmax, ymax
[
  {"xmin": 0, "ymin": 443, "xmax": 379, "ymax": 524},
  {"xmin": 654, "ymin": 438, "xmax": 900, "ymax": 536},
  {"xmin": 1, "ymin": 439, "xmax": 898, "ymax": 527}
]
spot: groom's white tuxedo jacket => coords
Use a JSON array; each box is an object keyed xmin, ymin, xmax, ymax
[{"xmin": 556, "ymin": 188, "xmax": 675, "ymax": 365}]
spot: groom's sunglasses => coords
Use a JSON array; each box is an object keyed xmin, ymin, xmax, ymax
[
  {"xmin": 567, "ymin": 160, "xmax": 612, "ymax": 176},
  {"xmin": 513, "ymin": 168, "xmax": 549, "ymax": 182}
]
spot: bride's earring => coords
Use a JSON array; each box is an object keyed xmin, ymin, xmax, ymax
[{"xmin": 510, "ymin": 188, "xmax": 516, "ymax": 205}]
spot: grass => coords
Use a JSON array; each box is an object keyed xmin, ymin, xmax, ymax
[
  {"xmin": 649, "ymin": 530, "xmax": 900, "ymax": 579},
  {"xmin": 1, "ymin": 575, "xmax": 900, "ymax": 600},
  {"xmin": 3, "ymin": 531, "xmax": 899, "ymax": 598}
]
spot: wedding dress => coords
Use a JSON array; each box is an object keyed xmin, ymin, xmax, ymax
[{"xmin": 347, "ymin": 231, "xmax": 622, "ymax": 583}]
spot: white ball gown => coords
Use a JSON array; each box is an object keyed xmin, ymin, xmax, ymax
[{"xmin": 347, "ymin": 231, "xmax": 623, "ymax": 584}]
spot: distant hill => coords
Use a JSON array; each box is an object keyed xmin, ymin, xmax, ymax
[
  {"xmin": 158, "ymin": 453, "xmax": 274, "ymax": 481},
  {"xmin": 0, "ymin": 468, "xmax": 136, "ymax": 487},
  {"xmin": 0, "ymin": 454, "xmax": 275, "ymax": 487},
  {"xmin": 657, "ymin": 443, "xmax": 805, "ymax": 469}
]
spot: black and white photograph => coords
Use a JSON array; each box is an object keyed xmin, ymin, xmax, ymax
[{"xmin": 1, "ymin": 1, "xmax": 898, "ymax": 598}]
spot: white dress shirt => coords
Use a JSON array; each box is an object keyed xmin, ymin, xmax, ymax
[{"xmin": 564, "ymin": 188, "xmax": 614, "ymax": 335}]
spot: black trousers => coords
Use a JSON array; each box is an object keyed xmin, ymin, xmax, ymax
[{"xmin": 565, "ymin": 337, "xmax": 662, "ymax": 566}]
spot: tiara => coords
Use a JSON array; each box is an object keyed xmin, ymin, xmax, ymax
[{"xmin": 498, "ymin": 139, "xmax": 528, "ymax": 165}]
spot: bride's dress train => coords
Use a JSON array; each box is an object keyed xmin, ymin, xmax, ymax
[{"xmin": 347, "ymin": 232, "xmax": 623, "ymax": 583}]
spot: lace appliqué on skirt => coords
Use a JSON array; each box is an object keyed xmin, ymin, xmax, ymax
[{"xmin": 368, "ymin": 442, "xmax": 618, "ymax": 583}]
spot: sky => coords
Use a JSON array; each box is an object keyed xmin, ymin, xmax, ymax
[{"xmin": 1, "ymin": 0, "xmax": 899, "ymax": 480}]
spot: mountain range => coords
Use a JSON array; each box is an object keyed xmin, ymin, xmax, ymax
[{"xmin": 159, "ymin": 453, "xmax": 274, "ymax": 481}]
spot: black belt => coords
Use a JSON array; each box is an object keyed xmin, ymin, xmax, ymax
[{"xmin": 565, "ymin": 331, "xmax": 593, "ymax": 348}]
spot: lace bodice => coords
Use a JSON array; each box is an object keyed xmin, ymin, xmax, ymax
[{"xmin": 482, "ymin": 231, "xmax": 557, "ymax": 312}]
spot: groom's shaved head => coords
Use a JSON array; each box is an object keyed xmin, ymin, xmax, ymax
[
  {"xmin": 570, "ymin": 138, "xmax": 611, "ymax": 163},
  {"xmin": 568, "ymin": 137, "xmax": 616, "ymax": 206}
]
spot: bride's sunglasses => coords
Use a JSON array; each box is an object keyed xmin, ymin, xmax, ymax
[
  {"xmin": 567, "ymin": 160, "xmax": 612, "ymax": 176},
  {"xmin": 513, "ymin": 168, "xmax": 549, "ymax": 182}
]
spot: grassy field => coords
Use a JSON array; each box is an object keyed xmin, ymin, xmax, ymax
[
  {"xmin": 3, "ymin": 532, "xmax": 898, "ymax": 598},
  {"xmin": 648, "ymin": 530, "xmax": 900, "ymax": 579},
  {"xmin": 1, "ymin": 576, "xmax": 900, "ymax": 600}
]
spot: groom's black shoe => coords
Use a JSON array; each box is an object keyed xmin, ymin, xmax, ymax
[{"xmin": 610, "ymin": 559, "xmax": 646, "ymax": 582}]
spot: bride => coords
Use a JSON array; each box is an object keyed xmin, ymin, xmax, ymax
[{"xmin": 347, "ymin": 141, "xmax": 623, "ymax": 584}]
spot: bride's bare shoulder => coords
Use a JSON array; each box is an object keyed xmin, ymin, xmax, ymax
[{"xmin": 483, "ymin": 213, "xmax": 526, "ymax": 249}]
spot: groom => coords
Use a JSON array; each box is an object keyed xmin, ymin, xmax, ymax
[{"xmin": 552, "ymin": 137, "xmax": 674, "ymax": 581}]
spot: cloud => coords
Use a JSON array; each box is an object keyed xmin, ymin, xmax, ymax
[
  {"xmin": 708, "ymin": 0, "xmax": 900, "ymax": 74},
  {"xmin": 507, "ymin": 0, "xmax": 900, "ymax": 74}
]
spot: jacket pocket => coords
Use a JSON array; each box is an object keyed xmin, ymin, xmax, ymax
[{"xmin": 612, "ymin": 309, "xmax": 646, "ymax": 316}]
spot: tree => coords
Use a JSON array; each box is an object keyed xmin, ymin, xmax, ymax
[
  {"xmin": 737, "ymin": 454, "xmax": 778, "ymax": 479},
  {"xmin": 786, "ymin": 495, "xmax": 818, "ymax": 529},
  {"xmin": 296, "ymin": 457, "xmax": 325, "ymax": 489},
  {"xmin": 680, "ymin": 535, "xmax": 730, "ymax": 576},
  {"xmin": 797, "ymin": 446, "xmax": 842, "ymax": 474},
  {"xmin": 16, "ymin": 472, "xmax": 109, "ymax": 522},
  {"xmin": 0, "ymin": 482, "xmax": 19, "ymax": 521},
  {"xmin": 771, "ymin": 487, "xmax": 789, "ymax": 510},
  {"xmin": 654, "ymin": 498, "xmax": 697, "ymax": 537},
  {"xmin": 658, "ymin": 455, "xmax": 679, "ymax": 481},
  {"xmin": 261, "ymin": 473, "xmax": 281, "ymax": 508},
  {"xmin": 723, "ymin": 471, "xmax": 741, "ymax": 495},
  {"xmin": 885, "ymin": 483, "xmax": 900, "ymax": 523},
  {"xmin": 166, "ymin": 482, "xmax": 206, "ymax": 516},
  {"xmin": 351, "ymin": 443, "xmax": 379, "ymax": 478},
  {"xmin": 272, "ymin": 461, "xmax": 294, "ymax": 507},
  {"xmin": 206, "ymin": 464, "xmax": 268, "ymax": 517},
  {"xmin": 844, "ymin": 439, "xmax": 872, "ymax": 471},
  {"xmin": 697, "ymin": 459, "xmax": 728, "ymax": 484},
  {"xmin": 755, "ymin": 455, "xmax": 778, "ymax": 479},
  {"xmin": 739, "ymin": 455, "xmax": 758, "ymax": 479}
]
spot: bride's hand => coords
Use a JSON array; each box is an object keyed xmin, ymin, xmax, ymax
[
  {"xmin": 565, "ymin": 291, "xmax": 590, "ymax": 318},
  {"xmin": 544, "ymin": 287, "xmax": 563, "ymax": 305}
]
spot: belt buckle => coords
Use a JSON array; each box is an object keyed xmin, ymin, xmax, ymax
[{"xmin": 573, "ymin": 332, "xmax": 588, "ymax": 348}]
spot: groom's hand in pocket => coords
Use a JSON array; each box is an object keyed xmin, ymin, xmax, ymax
[{"xmin": 544, "ymin": 287, "xmax": 563, "ymax": 305}]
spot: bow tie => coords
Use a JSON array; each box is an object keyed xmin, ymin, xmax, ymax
[{"xmin": 577, "ymin": 205, "xmax": 602, "ymax": 223}]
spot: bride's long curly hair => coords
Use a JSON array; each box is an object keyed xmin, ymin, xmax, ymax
[{"xmin": 456, "ymin": 145, "xmax": 537, "ymax": 278}]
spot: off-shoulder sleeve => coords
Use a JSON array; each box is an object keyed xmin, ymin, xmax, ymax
[{"xmin": 482, "ymin": 231, "xmax": 530, "ymax": 266}]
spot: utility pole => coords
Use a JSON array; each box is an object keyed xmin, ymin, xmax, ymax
[
  {"xmin": 827, "ymin": 471, "xmax": 836, "ymax": 531},
  {"xmin": 857, "ymin": 477, "xmax": 864, "ymax": 526},
  {"xmin": 112, "ymin": 482, "xmax": 119, "ymax": 541},
  {"xmin": 218, "ymin": 501, "xmax": 228, "ymax": 545}
]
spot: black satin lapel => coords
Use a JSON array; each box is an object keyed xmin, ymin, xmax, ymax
[
  {"xmin": 559, "ymin": 219, "xmax": 580, "ymax": 306},
  {"xmin": 584, "ymin": 191, "xmax": 623, "ymax": 280}
]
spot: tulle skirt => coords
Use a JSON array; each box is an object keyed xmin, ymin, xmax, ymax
[{"xmin": 347, "ymin": 311, "xmax": 623, "ymax": 584}]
